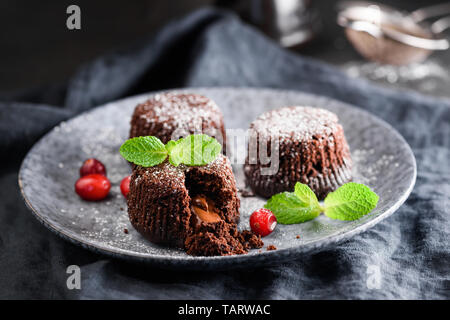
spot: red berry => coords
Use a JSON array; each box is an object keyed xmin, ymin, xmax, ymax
[
  {"xmin": 79, "ymin": 158, "xmax": 106, "ymax": 177},
  {"xmin": 250, "ymin": 208, "xmax": 277, "ymax": 237},
  {"xmin": 75, "ymin": 174, "xmax": 111, "ymax": 201},
  {"xmin": 120, "ymin": 175, "xmax": 131, "ymax": 198}
]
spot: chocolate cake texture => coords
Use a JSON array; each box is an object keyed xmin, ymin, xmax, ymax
[
  {"xmin": 127, "ymin": 154, "xmax": 263, "ymax": 256},
  {"xmin": 244, "ymin": 106, "xmax": 352, "ymax": 199},
  {"xmin": 129, "ymin": 93, "xmax": 226, "ymax": 150}
]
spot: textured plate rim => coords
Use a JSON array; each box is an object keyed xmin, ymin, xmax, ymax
[{"xmin": 18, "ymin": 87, "xmax": 417, "ymax": 269}]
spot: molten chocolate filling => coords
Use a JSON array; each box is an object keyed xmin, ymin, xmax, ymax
[{"xmin": 191, "ymin": 195, "xmax": 221, "ymax": 223}]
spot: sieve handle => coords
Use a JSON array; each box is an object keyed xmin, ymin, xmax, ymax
[
  {"xmin": 431, "ymin": 16, "xmax": 450, "ymax": 34},
  {"xmin": 410, "ymin": 3, "xmax": 450, "ymax": 22}
]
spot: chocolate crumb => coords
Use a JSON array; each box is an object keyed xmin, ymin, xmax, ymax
[
  {"xmin": 124, "ymin": 228, "xmax": 129, "ymax": 234},
  {"xmin": 267, "ymin": 245, "xmax": 277, "ymax": 251},
  {"xmin": 185, "ymin": 224, "xmax": 263, "ymax": 256},
  {"xmin": 120, "ymin": 207, "xmax": 124, "ymax": 211}
]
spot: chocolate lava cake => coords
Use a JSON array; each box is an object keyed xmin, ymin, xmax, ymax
[
  {"xmin": 244, "ymin": 106, "xmax": 352, "ymax": 199},
  {"xmin": 127, "ymin": 154, "xmax": 263, "ymax": 256},
  {"xmin": 129, "ymin": 93, "xmax": 226, "ymax": 151}
]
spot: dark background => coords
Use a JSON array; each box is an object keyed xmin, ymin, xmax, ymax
[{"xmin": 1, "ymin": 0, "xmax": 446, "ymax": 95}]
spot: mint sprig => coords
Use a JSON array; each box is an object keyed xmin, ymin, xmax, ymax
[
  {"xmin": 294, "ymin": 183, "xmax": 322, "ymax": 211},
  {"xmin": 119, "ymin": 136, "xmax": 168, "ymax": 167},
  {"xmin": 265, "ymin": 182, "xmax": 378, "ymax": 224},
  {"xmin": 265, "ymin": 191, "xmax": 321, "ymax": 224},
  {"xmin": 119, "ymin": 134, "xmax": 221, "ymax": 167},
  {"xmin": 323, "ymin": 182, "xmax": 379, "ymax": 221}
]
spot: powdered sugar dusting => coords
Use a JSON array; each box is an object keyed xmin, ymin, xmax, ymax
[
  {"xmin": 352, "ymin": 149, "xmax": 397, "ymax": 185},
  {"xmin": 137, "ymin": 93, "xmax": 223, "ymax": 132},
  {"xmin": 251, "ymin": 106, "xmax": 340, "ymax": 140}
]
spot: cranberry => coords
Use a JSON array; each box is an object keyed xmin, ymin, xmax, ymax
[
  {"xmin": 250, "ymin": 208, "xmax": 277, "ymax": 237},
  {"xmin": 120, "ymin": 175, "xmax": 131, "ymax": 198},
  {"xmin": 79, "ymin": 158, "xmax": 106, "ymax": 177},
  {"xmin": 75, "ymin": 174, "xmax": 111, "ymax": 201}
]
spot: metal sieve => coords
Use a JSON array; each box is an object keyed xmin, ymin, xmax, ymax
[{"xmin": 337, "ymin": 1, "xmax": 450, "ymax": 65}]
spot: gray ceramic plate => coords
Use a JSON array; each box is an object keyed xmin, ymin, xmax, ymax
[{"xmin": 19, "ymin": 88, "xmax": 416, "ymax": 270}]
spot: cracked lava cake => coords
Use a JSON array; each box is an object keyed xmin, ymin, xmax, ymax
[
  {"xmin": 127, "ymin": 154, "xmax": 263, "ymax": 256},
  {"xmin": 244, "ymin": 106, "xmax": 352, "ymax": 200}
]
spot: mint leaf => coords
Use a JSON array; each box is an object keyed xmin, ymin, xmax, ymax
[
  {"xmin": 200, "ymin": 135, "xmax": 222, "ymax": 164},
  {"xmin": 165, "ymin": 140, "xmax": 180, "ymax": 153},
  {"xmin": 294, "ymin": 182, "xmax": 323, "ymax": 211},
  {"xmin": 265, "ymin": 191, "xmax": 322, "ymax": 224},
  {"xmin": 166, "ymin": 139, "xmax": 183, "ymax": 166},
  {"xmin": 323, "ymin": 182, "xmax": 379, "ymax": 221},
  {"xmin": 169, "ymin": 134, "xmax": 221, "ymax": 166},
  {"xmin": 119, "ymin": 136, "xmax": 168, "ymax": 167}
]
